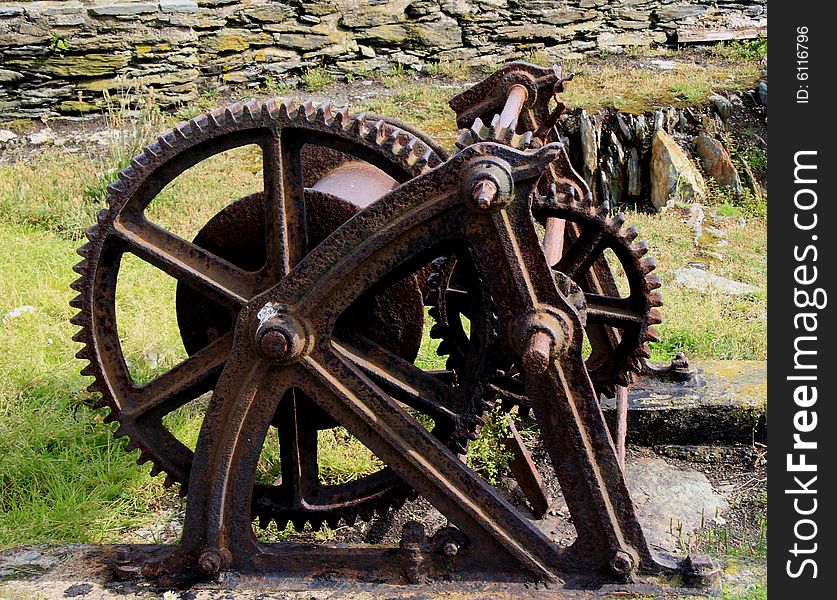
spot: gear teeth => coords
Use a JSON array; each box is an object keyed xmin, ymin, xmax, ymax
[
  {"xmin": 114, "ymin": 424, "xmax": 128, "ymax": 439},
  {"xmin": 455, "ymin": 129, "xmax": 474, "ymax": 150},
  {"xmin": 69, "ymin": 312, "xmax": 87, "ymax": 326},
  {"xmin": 299, "ymin": 100, "xmax": 317, "ymax": 122},
  {"xmin": 163, "ymin": 475, "xmax": 177, "ymax": 489},
  {"xmin": 88, "ymin": 381, "xmax": 104, "ymax": 394},
  {"xmin": 241, "ymin": 101, "xmax": 259, "ymax": 125},
  {"xmin": 644, "ymin": 326, "xmax": 659, "ymax": 343},
  {"xmin": 616, "ymin": 371, "xmax": 633, "ymax": 387},
  {"xmin": 136, "ymin": 450, "xmax": 153, "ymax": 465},
  {"xmin": 637, "ymin": 344, "xmax": 651, "ymax": 359},
  {"xmin": 149, "ymin": 464, "xmax": 162, "ymax": 477},
  {"xmin": 224, "ymin": 105, "xmax": 240, "ymax": 125},
  {"xmin": 610, "ymin": 212, "xmax": 626, "ymax": 229},
  {"xmin": 71, "ymin": 328, "xmax": 87, "ymax": 343},
  {"xmin": 626, "ymin": 355, "xmax": 643, "ymax": 373},
  {"xmin": 641, "ymin": 256, "xmax": 657, "ymax": 273},
  {"xmin": 106, "ymin": 180, "xmax": 127, "ymax": 198},
  {"xmin": 325, "ymin": 515, "xmax": 341, "ymax": 531},
  {"xmin": 332, "ymin": 106, "xmax": 349, "ymax": 127},
  {"xmin": 645, "ymin": 273, "xmax": 662, "ymax": 290},
  {"xmin": 172, "ymin": 124, "xmax": 190, "ymax": 142},
  {"xmin": 261, "ymin": 100, "xmax": 277, "ymax": 123},
  {"xmin": 278, "ymin": 100, "xmax": 296, "ymax": 121},
  {"xmin": 632, "ymin": 240, "xmax": 650, "ymax": 257},
  {"xmin": 648, "ymin": 291, "xmax": 663, "ymax": 308},
  {"xmin": 70, "ymin": 276, "xmax": 85, "ymax": 291},
  {"xmin": 382, "ymin": 128, "xmax": 406, "ymax": 153},
  {"xmin": 69, "ymin": 294, "xmax": 84, "ymax": 309},
  {"xmin": 622, "ymin": 225, "xmax": 639, "ymax": 242},
  {"xmin": 648, "ymin": 308, "xmax": 662, "ymax": 325},
  {"xmin": 369, "ymin": 119, "xmax": 388, "ymax": 145},
  {"xmin": 80, "ymin": 363, "xmax": 96, "ymax": 377},
  {"xmin": 436, "ymin": 340, "xmax": 452, "ymax": 357},
  {"xmin": 130, "ymin": 154, "xmax": 151, "ymax": 172},
  {"xmin": 429, "ymin": 323, "xmax": 446, "ymax": 339},
  {"xmin": 349, "ymin": 114, "xmax": 369, "ymax": 137},
  {"xmin": 596, "ymin": 201, "xmax": 611, "ymax": 217},
  {"xmin": 413, "ymin": 147, "xmax": 432, "ymax": 171},
  {"xmin": 76, "ymin": 242, "xmax": 93, "ymax": 258}
]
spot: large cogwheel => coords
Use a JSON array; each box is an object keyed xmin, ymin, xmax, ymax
[{"xmin": 70, "ymin": 99, "xmax": 488, "ymax": 532}]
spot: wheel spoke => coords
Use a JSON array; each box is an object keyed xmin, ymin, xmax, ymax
[
  {"xmin": 124, "ymin": 333, "xmax": 233, "ymax": 419},
  {"xmin": 334, "ymin": 337, "xmax": 465, "ymax": 421},
  {"xmin": 114, "ymin": 215, "xmax": 256, "ymax": 306},
  {"xmin": 276, "ymin": 391, "xmax": 321, "ymax": 506},
  {"xmin": 585, "ymin": 294, "xmax": 644, "ymax": 327},
  {"xmin": 555, "ymin": 228, "xmax": 605, "ymax": 279},
  {"xmin": 261, "ymin": 132, "xmax": 307, "ymax": 283}
]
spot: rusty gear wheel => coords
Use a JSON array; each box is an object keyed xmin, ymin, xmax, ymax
[
  {"xmin": 70, "ymin": 99, "xmax": 493, "ymax": 532},
  {"xmin": 426, "ymin": 187, "xmax": 662, "ymax": 402}
]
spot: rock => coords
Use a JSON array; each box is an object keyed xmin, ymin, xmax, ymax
[
  {"xmin": 650, "ymin": 59, "xmax": 676, "ymax": 70},
  {"xmin": 757, "ymin": 81, "xmax": 767, "ymax": 106},
  {"xmin": 650, "ymin": 129, "xmax": 707, "ymax": 210},
  {"xmin": 36, "ymin": 53, "xmax": 131, "ymax": 77},
  {"xmin": 88, "ymin": 2, "xmax": 158, "ymax": 17},
  {"xmin": 0, "ymin": 129, "xmax": 17, "ymax": 144},
  {"xmin": 694, "ymin": 132, "xmax": 742, "ymax": 195},
  {"xmin": 626, "ymin": 457, "xmax": 728, "ymax": 553},
  {"xmin": 408, "ymin": 16, "xmax": 462, "ymax": 50},
  {"xmin": 653, "ymin": 108, "xmax": 665, "ymax": 131},
  {"xmin": 616, "ymin": 112, "xmax": 633, "ymax": 142},
  {"xmin": 0, "ymin": 69, "xmax": 24, "ymax": 84},
  {"xmin": 634, "ymin": 114, "xmax": 648, "ymax": 145},
  {"xmin": 87, "ymin": 129, "xmax": 124, "ymax": 146},
  {"xmin": 627, "ymin": 147, "xmax": 641, "ymax": 197},
  {"xmin": 0, "ymin": 5, "xmax": 24, "ymax": 17},
  {"xmin": 673, "ymin": 267, "xmax": 758, "ymax": 296},
  {"xmin": 655, "ymin": 4, "xmax": 707, "ymax": 22},
  {"xmin": 708, "ymin": 94, "xmax": 733, "ymax": 123},
  {"xmin": 160, "ymin": 0, "xmax": 199, "ymax": 14},
  {"xmin": 578, "ymin": 109, "xmax": 598, "ymax": 188},
  {"xmin": 3, "ymin": 306, "xmax": 36, "ymax": 320},
  {"xmin": 360, "ymin": 23, "xmax": 409, "ymax": 45},
  {"xmin": 28, "ymin": 129, "xmax": 57, "ymax": 145}
]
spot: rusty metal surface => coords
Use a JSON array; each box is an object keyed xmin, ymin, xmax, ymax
[{"xmin": 70, "ymin": 65, "xmax": 717, "ymax": 592}]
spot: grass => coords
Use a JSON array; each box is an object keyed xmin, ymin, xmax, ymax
[
  {"xmin": 561, "ymin": 60, "xmax": 762, "ymax": 113},
  {"xmin": 0, "ymin": 52, "xmax": 766, "ymax": 551},
  {"xmin": 300, "ymin": 66, "xmax": 335, "ymax": 92}
]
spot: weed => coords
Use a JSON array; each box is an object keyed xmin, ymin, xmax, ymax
[
  {"xmin": 85, "ymin": 81, "xmax": 167, "ymax": 206},
  {"xmin": 522, "ymin": 49, "xmax": 551, "ymax": 67},
  {"xmin": 262, "ymin": 75, "xmax": 294, "ymax": 97},
  {"xmin": 710, "ymin": 38, "xmax": 767, "ymax": 64},
  {"xmin": 425, "ymin": 59, "xmax": 471, "ymax": 80},
  {"xmin": 380, "ymin": 62, "xmax": 407, "ymax": 89},
  {"xmin": 466, "ymin": 405, "xmax": 514, "ymax": 484},
  {"xmin": 301, "ymin": 67, "xmax": 335, "ymax": 92}
]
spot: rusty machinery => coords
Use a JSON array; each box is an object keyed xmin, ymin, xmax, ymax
[{"xmin": 71, "ymin": 63, "xmax": 719, "ymax": 590}]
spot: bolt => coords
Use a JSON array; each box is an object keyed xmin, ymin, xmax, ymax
[
  {"xmin": 521, "ymin": 330, "xmax": 553, "ymax": 375},
  {"xmin": 442, "ymin": 541, "xmax": 459, "ymax": 557},
  {"xmin": 258, "ymin": 328, "xmax": 291, "ymax": 360},
  {"xmin": 471, "ymin": 179, "xmax": 497, "ymax": 210},
  {"xmin": 609, "ymin": 550, "xmax": 635, "ymax": 576},
  {"xmin": 198, "ymin": 549, "xmax": 224, "ymax": 576}
]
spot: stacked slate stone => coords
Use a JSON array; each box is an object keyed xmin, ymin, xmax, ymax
[{"xmin": 1, "ymin": 0, "xmax": 766, "ymax": 118}]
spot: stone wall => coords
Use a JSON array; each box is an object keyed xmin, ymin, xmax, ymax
[{"xmin": 0, "ymin": 0, "xmax": 766, "ymax": 118}]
